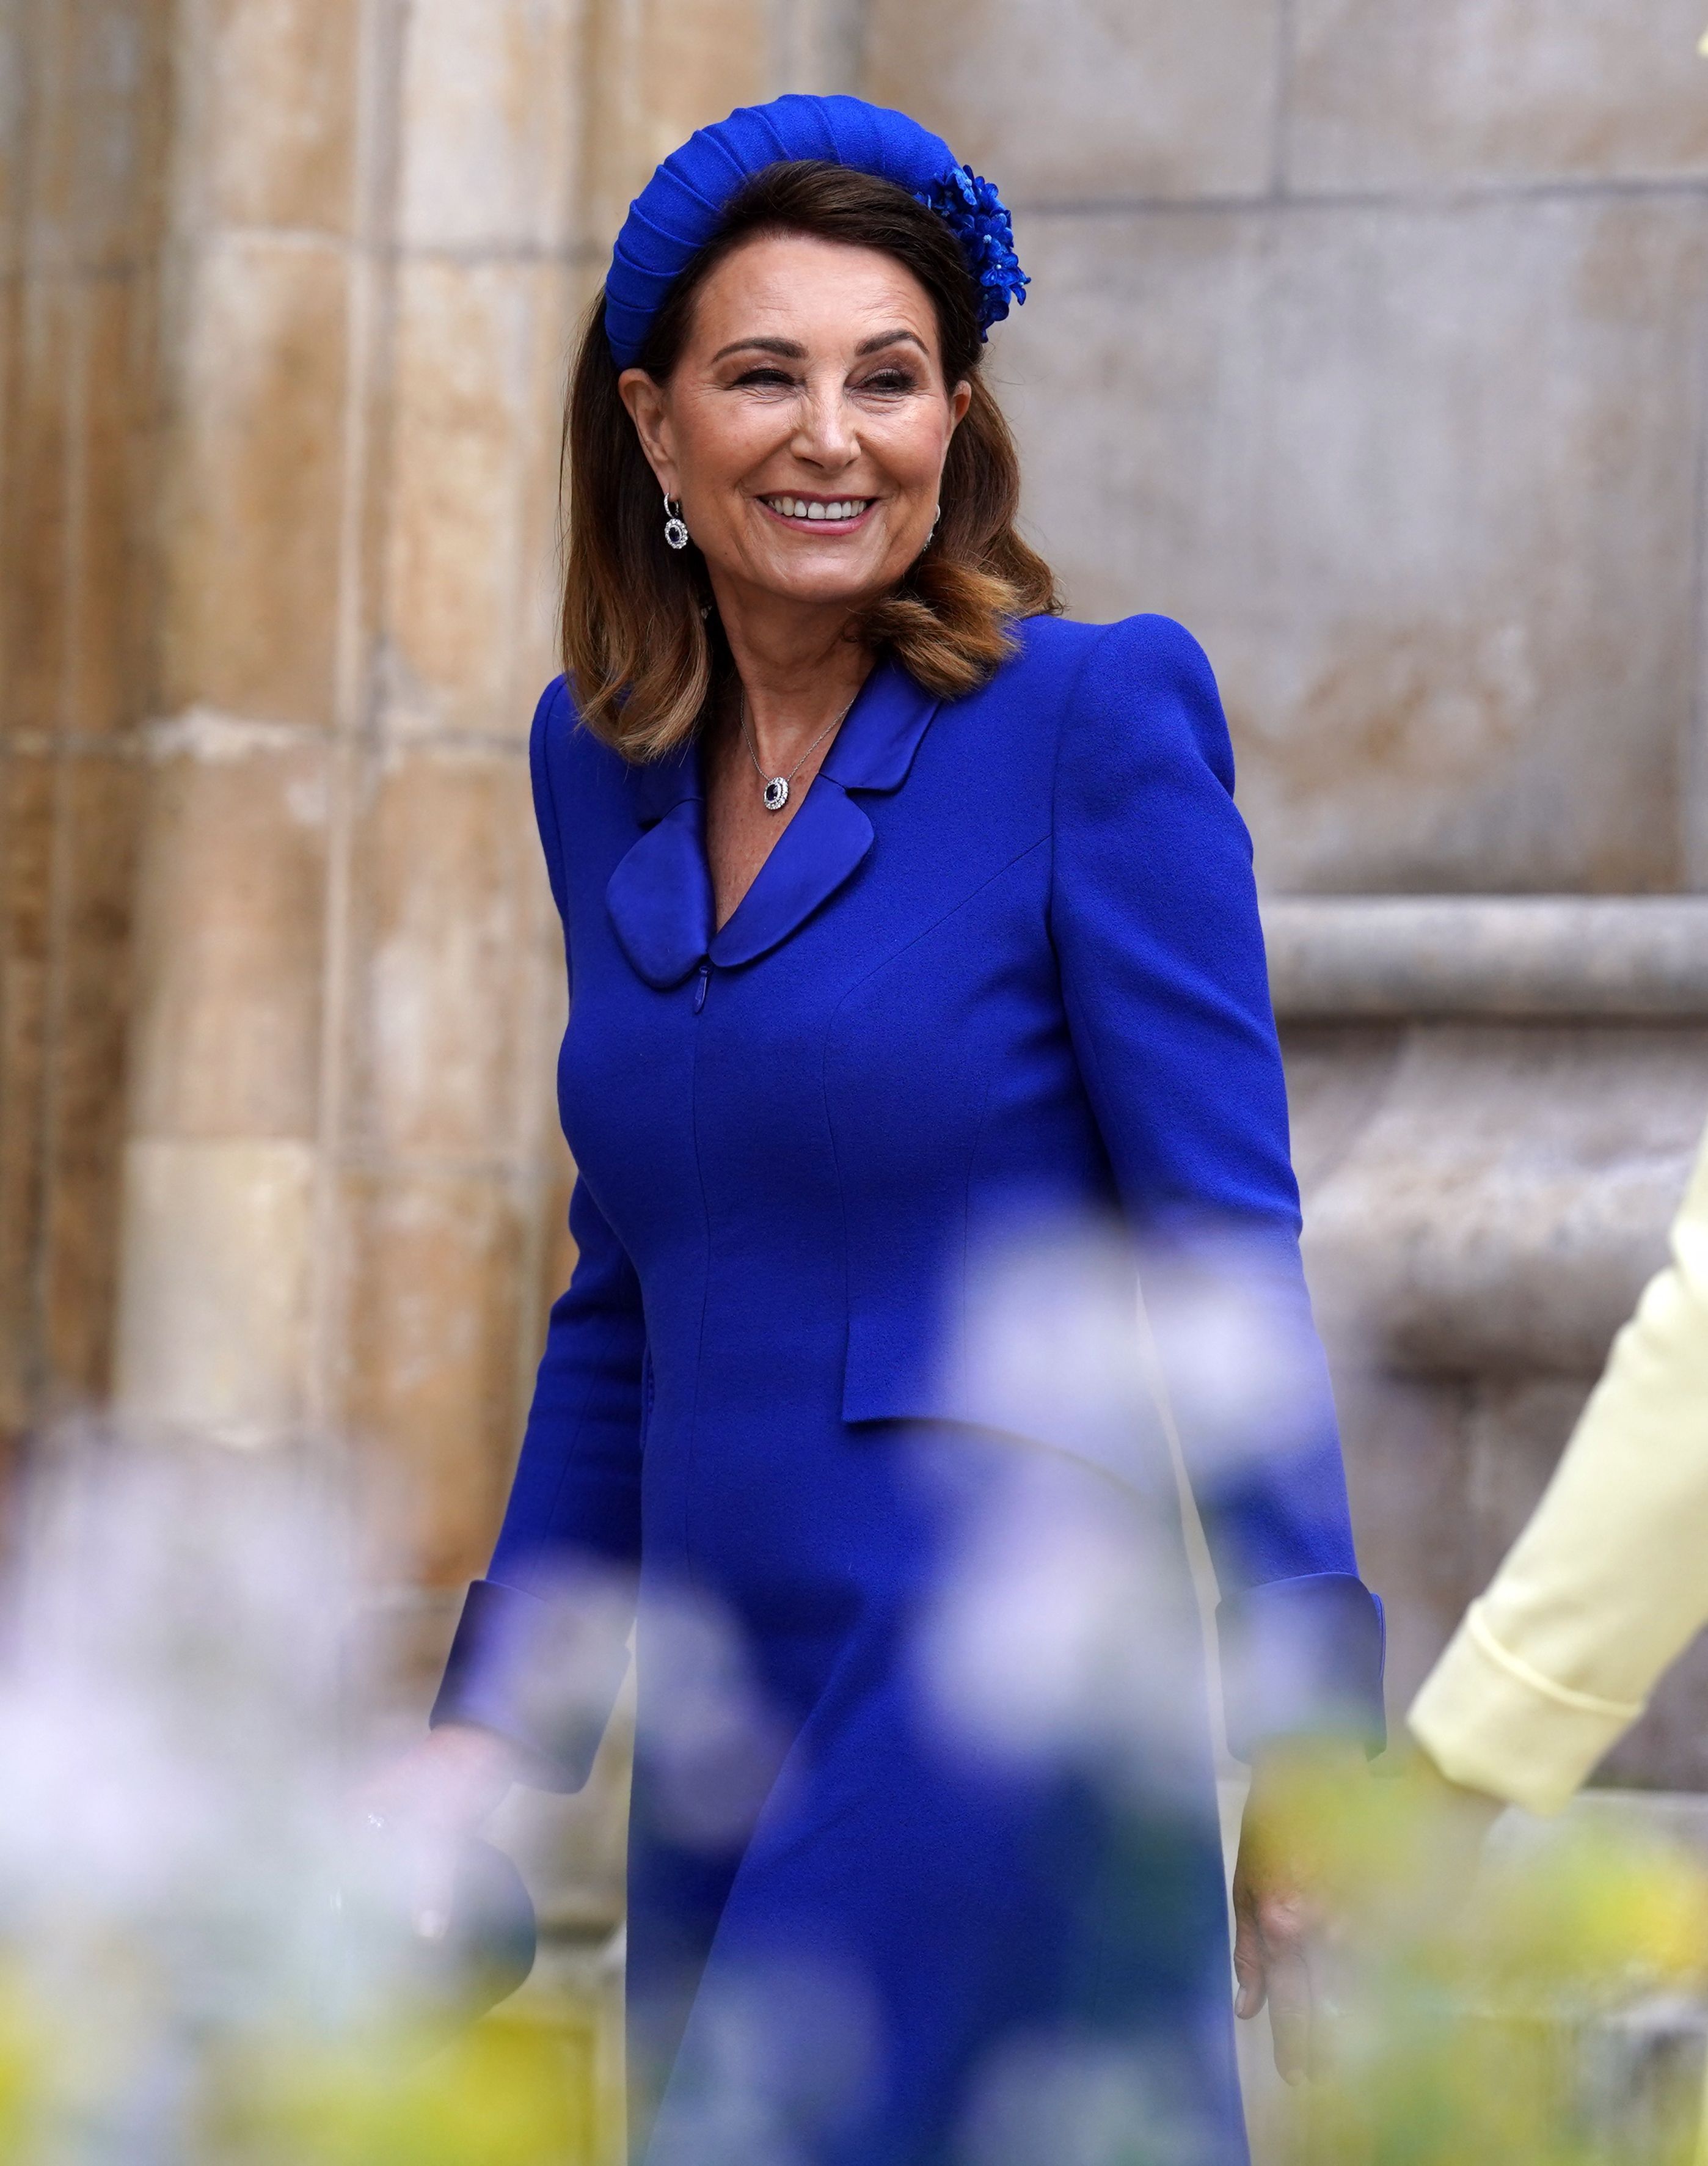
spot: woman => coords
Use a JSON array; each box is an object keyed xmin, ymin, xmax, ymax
[{"xmin": 396, "ymin": 94, "xmax": 1384, "ymax": 2166}]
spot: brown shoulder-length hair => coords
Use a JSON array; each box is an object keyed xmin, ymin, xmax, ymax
[{"xmin": 561, "ymin": 159, "xmax": 1060, "ymax": 761}]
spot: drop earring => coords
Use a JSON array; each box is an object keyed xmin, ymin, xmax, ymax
[
  {"xmin": 926, "ymin": 501, "xmax": 941, "ymax": 548},
  {"xmin": 663, "ymin": 494, "xmax": 690, "ymax": 551}
]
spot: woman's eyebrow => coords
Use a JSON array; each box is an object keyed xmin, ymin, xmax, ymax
[
  {"xmin": 709, "ymin": 335, "xmax": 806, "ymax": 363},
  {"xmin": 708, "ymin": 328, "xmax": 929, "ymax": 364},
  {"xmin": 853, "ymin": 329, "xmax": 927, "ymax": 357}
]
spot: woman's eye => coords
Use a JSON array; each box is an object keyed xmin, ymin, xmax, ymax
[
  {"xmin": 731, "ymin": 366, "xmax": 796, "ymax": 389},
  {"xmin": 859, "ymin": 369, "xmax": 916, "ymax": 394}
]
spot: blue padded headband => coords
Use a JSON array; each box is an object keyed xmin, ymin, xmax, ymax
[{"xmin": 604, "ymin": 93, "xmax": 1028, "ymax": 370}]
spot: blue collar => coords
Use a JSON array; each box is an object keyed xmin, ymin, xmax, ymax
[{"xmin": 607, "ymin": 655, "xmax": 939, "ymax": 988}]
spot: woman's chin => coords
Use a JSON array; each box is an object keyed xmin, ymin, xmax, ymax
[{"xmin": 735, "ymin": 550, "xmax": 903, "ymax": 613}]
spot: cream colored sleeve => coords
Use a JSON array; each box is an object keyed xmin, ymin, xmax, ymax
[{"xmin": 1408, "ymin": 1122, "xmax": 1708, "ymax": 1817}]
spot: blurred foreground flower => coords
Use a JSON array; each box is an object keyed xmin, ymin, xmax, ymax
[
  {"xmin": 199, "ymin": 2015, "xmax": 583, "ymax": 2165},
  {"xmin": 1243, "ymin": 1755, "xmax": 1708, "ymax": 2166},
  {"xmin": 0, "ymin": 1429, "xmax": 591, "ymax": 2164}
]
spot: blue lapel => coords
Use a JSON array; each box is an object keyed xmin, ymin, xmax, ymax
[
  {"xmin": 605, "ymin": 743, "xmax": 712, "ymax": 988},
  {"xmin": 605, "ymin": 657, "xmax": 939, "ymax": 988}
]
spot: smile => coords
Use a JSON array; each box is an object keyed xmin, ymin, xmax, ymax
[{"xmin": 759, "ymin": 495, "xmax": 875, "ymax": 529}]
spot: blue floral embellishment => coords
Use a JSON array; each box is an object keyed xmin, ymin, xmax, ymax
[{"xmin": 917, "ymin": 164, "xmax": 1029, "ymax": 337}]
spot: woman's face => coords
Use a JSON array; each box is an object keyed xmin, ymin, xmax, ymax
[{"xmin": 619, "ymin": 232, "xmax": 973, "ymax": 616}]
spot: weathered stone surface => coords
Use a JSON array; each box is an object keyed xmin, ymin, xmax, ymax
[
  {"xmin": 345, "ymin": 742, "xmax": 544, "ymax": 1158},
  {"xmin": 514, "ymin": 258, "xmax": 591, "ymax": 708},
  {"xmin": 773, "ymin": 0, "xmax": 865, "ymax": 98},
  {"xmin": 1268, "ymin": 898, "xmax": 1708, "ymax": 1021},
  {"xmin": 1465, "ymin": 1375, "xmax": 1596, "ymax": 1589},
  {"xmin": 1288, "ymin": 0, "xmax": 1708, "ymax": 192},
  {"xmin": 67, "ymin": 276, "xmax": 151, "ymax": 736},
  {"xmin": 1298, "ymin": 1023, "xmax": 1707, "ymax": 1378},
  {"xmin": 14, "ymin": 0, "xmax": 164, "ymax": 273},
  {"xmin": 112, "ymin": 1135, "xmax": 317, "ymax": 1437},
  {"xmin": 40, "ymin": 752, "xmax": 141, "ymax": 1403},
  {"xmin": 581, "ymin": 0, "xmax": 770, "ymax": 247},
  {"xmin": 0, "ymin": 7, "xmax": 24, "ymax": 277},
  {"xmin": 1332, "ymin": 1367, "xmax": 1472, "ymax": 1714},
  {"xmin": 380, "ymin": 260, "xmax": 561, "ymax": 739},
  {"xmin": 1004, "ymin": 194, "xmax": 1707, "ymax": 894},
  {"xmin": 127, "ymin": 724, "xmax": 328, "ymax": 1141},
  {"xmin": 159, "ymin": 235, "xmax": 349, "ymax": 728},
  {"xmin": 337, "ymin": 1167, "xmax": 530, "ymax": 1586},
  {"xmin": 396, "ymin": 0, "xmax": 582, "ymax": 252},
  {"xmin": 0, "ymin": 750, "xmax": 55, "ymax": 1436},
  {"xmin": 200, "ymin": 0, "xmax": 360, "ymax": 233},
  {"xmin": 1277, "ymin": 1021, "xmax": 1405, "ymax": 1190},
  {"xmin": 2, "ymin": 274, "xmax": 76, "ymax": 736},
  {"xmin": 864, "ymin": 0, "xmax": 1281, "ymax": 203},
  {"xmin": 1, "ymin": 273, "xmax": 151, "ymax": 740}
]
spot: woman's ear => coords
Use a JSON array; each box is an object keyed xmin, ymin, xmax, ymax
[{"xmin": 618, "ymin": 368, "xmax": 677, "ymax": 494}]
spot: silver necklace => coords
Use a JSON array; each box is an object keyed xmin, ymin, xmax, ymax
[{"xmin": 739, "ymin": 693, "xmax": 855, "ymax": 813}]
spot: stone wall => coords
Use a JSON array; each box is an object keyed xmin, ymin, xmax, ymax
[
  {"xmin": 0, "ymin": 1, "xmax": 165, "ymax": 1463},
  {"xmin": 3, "ymin": 0, "xmax": 1706, "ymax": 1916},
  {"xmin": 877, "ymin": 0, "xmax": 1708, "ymax": 897}
]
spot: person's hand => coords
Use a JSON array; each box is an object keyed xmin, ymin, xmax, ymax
[
  {"xmin": 1232, "ymin": 1738, "xmax": 1365, "ymax": 2084},
  {"xmin": 356, "ymin": 1723, "xmax": 520, "ymax": 1942}
]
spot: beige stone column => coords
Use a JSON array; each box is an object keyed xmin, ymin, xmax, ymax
[
  {"xmin": 0, "ymin": 2, "xmax": 167, "ymax": 1459},
  {"xmin": 108, "ymin": 0, "xmax": 588, "ymax": 1590},
  {"xmin": 332, "ymin": 0, "xmax": 587, "ymax": 1586},
  {"xmin": 112, "ymin": 0, "xmax": 377, "ymax": 1447}
]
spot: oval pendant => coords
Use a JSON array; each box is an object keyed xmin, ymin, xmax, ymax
[{"xmin": 762, "ymin": 776, "xmax": 789, "ymax": 813}]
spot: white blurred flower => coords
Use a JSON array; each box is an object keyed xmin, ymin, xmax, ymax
[
  {"xmin": 911, "ymin": 1443, "xmax": 1205, "ymax": 1800},
  {"xmin": 0, "ymin": 1425, "xmax": 424, "ymax": 2154},
  {"xmin": 960, "ymin": 2030, "xmax": 1222, "ymax": 2166}
]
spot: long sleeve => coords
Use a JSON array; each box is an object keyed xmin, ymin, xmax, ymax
[
  {"xmin": 429, "ymin": 689, "xmax": 646, "ymax": 1791},
  {"xmin": 1409, "ymin": 1122, "xmax": 1708, "ymax": 1814},
  {"xmin": 1050, "ymin": 615, "xmax": 1384, "ymax": 1755}
]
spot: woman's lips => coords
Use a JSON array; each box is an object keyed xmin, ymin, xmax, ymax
[{"xmin": 757, "ymin": 494, "xmax": 877, "ymax": 533}]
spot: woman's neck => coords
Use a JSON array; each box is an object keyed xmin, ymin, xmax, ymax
[{"xmin": 711, "ymin": 580, "xmax": 875, "ymax": 761}]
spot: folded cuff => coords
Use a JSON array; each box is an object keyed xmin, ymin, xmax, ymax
[
  {"xmin": 430, "ymin": 1576, "xmax": 632, "ymax": 1795},
  {"xmin": 1407, "ymin": 1601, "xmax": 1642, "ymax": 1817},
  {"xmin": 1217, "ymin": 1571, "xmax": 1387, "ymax": 1761}
]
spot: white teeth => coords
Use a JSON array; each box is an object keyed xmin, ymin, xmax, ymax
[{"xmin": 764, "ymin": 496, "xmax": 867, "ymax": 520}]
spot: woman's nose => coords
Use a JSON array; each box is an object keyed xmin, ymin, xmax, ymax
[{"xmin": 790, "ymin": 386, "xmax": 858, "ymax": 468}]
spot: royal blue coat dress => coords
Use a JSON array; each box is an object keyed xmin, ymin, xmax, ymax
[{"xmin": 434, "ymin": 612, "xmax": 1384, "ymax": 2166}]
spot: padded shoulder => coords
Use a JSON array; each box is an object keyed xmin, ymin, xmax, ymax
[{"xmin": 1053, "ymin": 613, "xmax": 1236, "ymax": 796}]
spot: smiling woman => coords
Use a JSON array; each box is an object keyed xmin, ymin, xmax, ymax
[
  {"xmin": 564, "ymin": 156, "xmax": 1057, "ymax": 769},
  {"xmin": 390, "ymin": 93, "xmax": 1388, "ymax": 2166}
]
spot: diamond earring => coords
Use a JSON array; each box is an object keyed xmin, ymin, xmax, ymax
[
  {"xmin": 663, "ymin": 494, "xmax": 690, "ymax": 551},
  {"xmin": 927, "ymin": 500, "xmax": 941, "ymax": 548}
]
